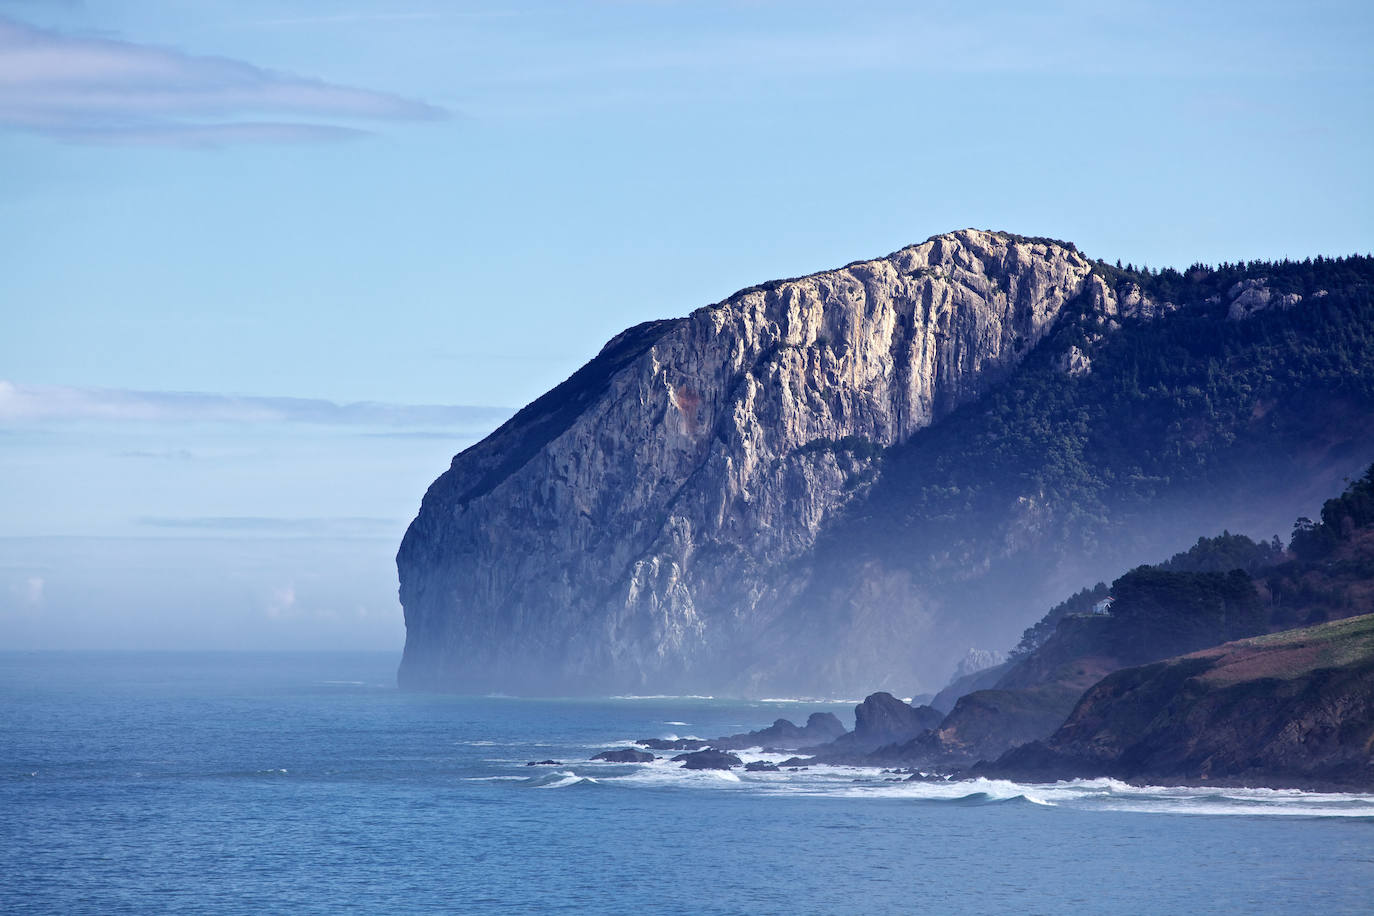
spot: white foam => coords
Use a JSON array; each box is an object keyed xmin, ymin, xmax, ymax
[
  {"xmin": 758, "ymin": 698, "xmax": 860, "ymax": 705},
  {"xmin": 538, "ymin": 771, "xmax": 599, "ymax": 789},
  {"xmin": 474, "ymin": 738, "xmax": 1374, "ymax": 817},
  {"xmin": 608, "ymin": 694, "xmax": 716, "ymax": 700}
]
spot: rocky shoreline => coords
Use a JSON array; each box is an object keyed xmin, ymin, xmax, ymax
[{"xmin": 580, "ymin": 615, "xmax": 1374, "ymax": 791}]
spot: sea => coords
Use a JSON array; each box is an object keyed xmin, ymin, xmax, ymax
[{"xmin": 2, "ymin": 652, "xmax": 1371, "ymax": 914}]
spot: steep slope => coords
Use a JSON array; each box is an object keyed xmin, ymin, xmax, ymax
[
  {"xmin": 398, "ymin": 232, "xmax": 1374, "ymax": 696},
  {"xmin": 993, "ymin": 614, "xmax": 1374, "ymax": 789},
  {"xmin": 398, "ymin": 230, "xmax": 1099, "ymax": 692}
]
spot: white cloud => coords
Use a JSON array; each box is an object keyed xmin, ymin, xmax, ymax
[
  {"xmin": 0, "ymin": 380, "xmax": 512, "ymax": 428},
  {"xmin": 138, "ymin": 516, "xmax": 403, "ymax": 538},
  {"xmin": 266, "ymin": 583, "xmax": 296, "ymax": 618},
  {"xmin": 5, "ymin": 575, "xmax": 44, "ymax": 613},
  {"xmin": 0, "ymin": 14, "xmax": 445, "ymax": 145}
]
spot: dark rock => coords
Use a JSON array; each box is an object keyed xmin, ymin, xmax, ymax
[
  {"xmin": 525, "ymin": 760, "xmax": 562, "ymax": 766},
  {"xmin": 591, "ymin": 748, "xmax": 654, "ymax": 763},
  {"xmin": 816, "ymin": 692, "xmax": 945, "ymax": 758},
  {"xmin": 708, "ymin": 711, "xmax": 847, "ymax": 751},
  {"xmin": 744, "ymin": 761, "xmax": 781, "ymax": 772},
  {"xmin": 637, "ymin": 738, "xmax": 707, "ymax": 751},
  {"xmin": 870, "ymin": 683, "xmax": 1082, "ymax": 767},
  {"xmin": 676, "ymin": 749, "xmax": 743, "ymax": 770},
  {"xmin": 931, "ymin": 662, "xmax": 1012, "ymax": 714},
  {"xmin": 854, "ymin": 693, "xmax": 944, "ymax": 746}
]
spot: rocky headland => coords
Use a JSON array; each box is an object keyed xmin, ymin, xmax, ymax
[{"xmin": 398, "ymin": 231, "xmax": 1374, "ymax": 698}]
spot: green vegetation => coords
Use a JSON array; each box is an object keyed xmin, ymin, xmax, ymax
[
  {"xmin": 1012, "ymin": 464, "xmax": 1374, "ymax": 669},
  {"xmin": 1157, "ymin": 531, "xmax": 1286, "ymax": 574},
  {"xmin": 1010, "ymin": 583, "xmax": 1109, "ymax": 658},
  {"xmin": 1290, "ymin": 464, "xmax": 1374, "ymax": 561},
  {"xmin": 816, "ymin": 254, "xmax": 1374, "ymax": 579}
]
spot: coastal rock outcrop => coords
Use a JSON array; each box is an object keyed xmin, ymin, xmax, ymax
[
  {"xmin": 787, "ymin": 692, "xmax": 945, "ymax": 763},
  {"xmin": 636, "ymin": 738, "xmax": 706, "ymax": 751},
  {"xmin": 708, "ymin": 712, "xmax": 847, "ymax": 751},
  {"xmin": 591, "ymin": 748, "xmax": 654, "ymax": 763},
  {"xmin": 675, "ymin": 749, "xmax": 743, "ymax": 770}
]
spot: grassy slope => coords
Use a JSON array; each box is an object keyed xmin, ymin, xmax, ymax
[{"xmin": 993, "ymin": 613, "xmax": 1374, "ymax": 789}]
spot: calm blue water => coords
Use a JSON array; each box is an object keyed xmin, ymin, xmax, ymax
[{"xmin": 2, "ymin": 652, "xmax": 1371, "ymax": 914}]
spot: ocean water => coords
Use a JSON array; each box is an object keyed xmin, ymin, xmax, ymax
[{"xmin": 2, "ymin": 652, "xmax": 1371, "ymax": 914}]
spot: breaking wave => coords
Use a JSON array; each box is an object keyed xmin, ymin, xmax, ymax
[{"xmin": 471, "ymin": 746, "xmax": 1374, "ymax": 817}]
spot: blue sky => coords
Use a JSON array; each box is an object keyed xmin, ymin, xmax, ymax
[{"xmin": 2, "ymin": 0, "xmax": 1371, "ymax": 652}]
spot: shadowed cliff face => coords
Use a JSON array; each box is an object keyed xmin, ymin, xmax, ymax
[{"xmin": 397, "ymin": 230, "xmax": 1100, "ymax": 693}]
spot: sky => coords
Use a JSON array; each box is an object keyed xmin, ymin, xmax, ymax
[{"xmin": 2, "ymin": 0, "xmax": 1372, "ymax": 653}]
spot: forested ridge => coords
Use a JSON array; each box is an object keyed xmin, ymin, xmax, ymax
[{"xmin": 813, "ymin": 252, "xmax": 1374, "ymax": 584}]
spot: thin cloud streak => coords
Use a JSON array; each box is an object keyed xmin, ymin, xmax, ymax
[
  {"xmin": 228, "ymin": 13, "xmax": 448, "ymax": 28},
  {"xmin": 0, "ymin": 380, "xmax": 514, "ymax": 428},
  {"xmin": 0, "ymin": 14, "xmax": 446, "ymax": 145},
  {"xmin": 138, "ymin": 516, "xmax": 403, "ymax": 537}
]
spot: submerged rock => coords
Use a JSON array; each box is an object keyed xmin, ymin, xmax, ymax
[
  {"xmin": 674, "ymin": 750, "xmax": 743, "ymax": 770},
  {"xmin": 591, "ymin": 748, "xmax": 654, "ymax": 763},
  {"xmin": 636, "ymin": 738, "xmax": 707, "ymax": 751},
  {"xmin": 744, "ymin": 761, "xmax": 781, "ymax": 772}
]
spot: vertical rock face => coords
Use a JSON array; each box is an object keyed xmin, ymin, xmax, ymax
[{"xmin": 397, "ymin": 229, "xmax": 1101, "ymax": 694}]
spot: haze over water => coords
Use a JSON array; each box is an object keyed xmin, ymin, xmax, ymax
[{"xmin": 4, "ymin": 652, "xmax": 1370, "ymax": 914}]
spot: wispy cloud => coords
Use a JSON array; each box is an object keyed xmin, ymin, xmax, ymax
[
  {"xmin": 0, "ymin": 14, "xmax": 446, "ymax": 145},
  {"xmin": 139, "ymin": 516, "xmax": 402, "ymax": 537},
  {"xmin": 227, "ymin": 13, "xmax": 448, "ymax": 29},
  {"xmin": 0, "ymin": 380, "xmax": 513, "ymax": 428},
  {"xmin": 3, "ymin": 575, "xmax": 44, "ymax": 615},
  {"xmin": 118, "ymin": 448, "xmax": 197, "ymax": 461},
  {"xmin": 266, "ymin": 582, "xmax": 296, "ymax": 618}
]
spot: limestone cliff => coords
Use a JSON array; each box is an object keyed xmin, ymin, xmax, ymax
[
  {"xmin": 398, "ymin": 230, "xmax": 1101, "ymax": 693},
  {"xmin": 397, "ymin": 233, "xmax": 1374, "ymax": 696}
]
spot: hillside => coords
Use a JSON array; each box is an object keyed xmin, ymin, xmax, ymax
[{"xmin": 993, "ymin": 614, "xmax": 1374, "ymax": 789}]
